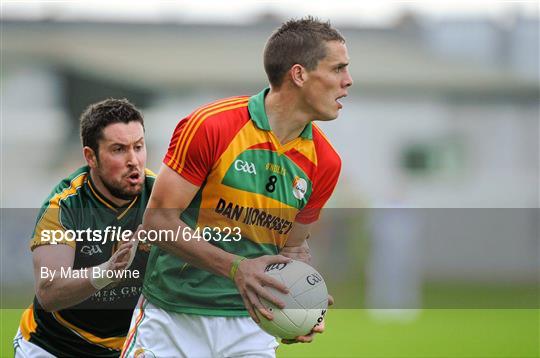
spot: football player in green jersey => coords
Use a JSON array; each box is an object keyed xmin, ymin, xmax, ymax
[
  {"xmin": 122, "ymin": 16, "xmax": 352, "ymax": 358},
  {"xmin": 15, "ymin": 98, "xmax": 156, "ymax": 357}
]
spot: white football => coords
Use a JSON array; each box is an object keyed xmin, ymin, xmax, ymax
[{"xmin": 257, "ymin": 260, "xmax": 328, "ymax": 339}]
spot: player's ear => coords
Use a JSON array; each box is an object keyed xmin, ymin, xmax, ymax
[
  {"xmin": 83, "ymin": 146, "xmax": 98, "ymax": 168},
  {"xmin": 290, "ymin": 64, "xmax": 306, "ymax": 87}
]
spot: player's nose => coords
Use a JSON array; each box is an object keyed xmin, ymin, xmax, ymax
[{"xmin": 343, "ymin": 70, "xmax": 353, "ymax": 88}]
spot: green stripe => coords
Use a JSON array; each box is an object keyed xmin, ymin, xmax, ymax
[{"xmin": 221, "ymin": 149, "xmax": 312, "ymax": 208}]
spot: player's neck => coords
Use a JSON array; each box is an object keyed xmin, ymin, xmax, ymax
[
  {"xmin": 265, "ymin": 88, "xmax": 311, "ymax": 145},
  {"xmin": 89, "ymin": 170, "xmax": 131, "ymax": 207}
]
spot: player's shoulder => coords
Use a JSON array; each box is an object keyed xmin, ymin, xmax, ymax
[
  {"xmin": 144, "ymin": 168, "xmax": 157, "ymax": 186},
  {"xmin": 311, "ymin": 123, "xmax": 341, "ymax": 171},
  {"xmin": 184, "ymin": 95, "xmax": 251, "ymax": 128},
  {"xmin": 144, "ymin": 168, "xmax": 157, "ymax": 179},
  {"xmin": 47, "ymin": 166, "xmax": 89, "ymax": 201},
  {"xmin": 37, "ymin": 166, "xmax": 89, "ymax": 212}
]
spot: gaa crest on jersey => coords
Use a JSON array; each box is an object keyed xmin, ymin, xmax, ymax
[{"xmin": 292, "ymin": 176, "xmax": 307, "ymax": 200}]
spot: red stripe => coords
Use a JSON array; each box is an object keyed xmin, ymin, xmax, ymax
[
  {"xmin": 120, "ymin": 297, "xmax": 146, "ymax": 358},
  {"xmin": 284, "ymin": 148, "xmax": 317, "ymax": 178},
  {"xmin": 247, "ymin": 142, "xmax": 276, "ymax": 151}
]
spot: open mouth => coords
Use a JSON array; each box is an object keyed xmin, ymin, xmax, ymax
[
  {"xmin": 336, "ymin": 94, "xmax": 347, "ymax": 108},
  {"xmin": 126, "ymin": 171, "xmax": 141, "ymax": 184}
]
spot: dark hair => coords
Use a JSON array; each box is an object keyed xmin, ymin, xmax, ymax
[
  {"xmin": 263, "ymin": 16, "xmax": 345, "ymax": 88},
  {"xmin": 80, "ymin": 98, "xmax": 144, "ymax": 156}
]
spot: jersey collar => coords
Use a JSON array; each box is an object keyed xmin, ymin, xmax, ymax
[
  {"xmin": 86, "ymin": 170, "xmax": 139, "ymax": 216},
  {"xmin": 248, "ymin": 87, "xmax": 313, "ymax": 140}
]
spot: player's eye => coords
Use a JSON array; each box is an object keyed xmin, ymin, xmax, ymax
[{"xmin": 335, "ymin": 64, "xmax": 348, "ymax": 73}]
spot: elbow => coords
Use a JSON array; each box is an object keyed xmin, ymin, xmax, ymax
[
  {"xmin": 35, "ymin": 282, "xmax": 58, "ymax": 312},
  {"xmin": 142, "ymin": 210, "xmax": 160, "ymax": 232},
  {"xmin": 36, "ymin": 292, "xmax": 55, "ymax": 312},
  {"xmin": 143, "ymin": 208, "xmax": 178, "ymax": 233}
]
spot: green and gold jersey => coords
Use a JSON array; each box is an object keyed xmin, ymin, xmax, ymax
[
  {"xmin": 143, "ymin": 88, "xmax": 341, "ymax": 316},
  {"xmin": 19, "ymin": 165, "xmax": 155, "ymax": 357}
]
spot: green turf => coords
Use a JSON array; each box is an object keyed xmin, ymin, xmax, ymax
[
  {"xmin": 1, "ymin": 309, "xmax": 20, "ymax": 358},
  {"xmin": 278, "ymin": 309, "xmax": 539, "ymax": 358},
  {"xmin": 2, "ymin": 309, "xmax": 538, "ymax": 358}
]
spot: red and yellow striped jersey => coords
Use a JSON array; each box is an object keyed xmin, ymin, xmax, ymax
[{"xmin": 143, "ymin": 88, "xmax": 341, "ymax": 315}]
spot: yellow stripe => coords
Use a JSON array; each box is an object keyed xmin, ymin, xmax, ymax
[
  {"xmin": 289, "ymin": 137, "xmax": 317, "ymax": 166},
  {"xmin": 171, "ymin": 97, "xmax": 249, "ymax": 170},
  {"xmin": 117, "ymin": 196, "xmax": 138, "ymax": 220},
  {"xmin": 169, "ymin": 98, "xmax": 249, "ymax": 171},
  {"xmin": 168, "ymin": 97, "xmax": 249, "ymax": 169},
  {"xmin": 144, "ymin": 168, "xmax": 157, "ymax": 178},
  {"xmin": 38, "ymin": 173, "xmax": 88, "ymax": 225},
  {"xmin": 31, "ymin": 173, "xmax": 87, "ymax": 250},
  {"xmin": 19, "ymin": 305, "xmax": 37, "ymax": 341},
  {"xmin": 52, "ymin": 312, "xmax": 125, "ymax": 350},
  {"xmin": 175, "ymin": 101, "xmax": 249, "ymax": 173}
]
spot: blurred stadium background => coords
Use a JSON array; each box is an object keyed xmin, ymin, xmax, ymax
[{"xmin": 1, "ymin": 1, "xmax": 538, "ymax": 357}]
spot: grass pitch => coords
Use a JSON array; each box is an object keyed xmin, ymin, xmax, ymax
[{"xmin": 2, "ymin": 308, "xmax": 538, "ymax": 357}]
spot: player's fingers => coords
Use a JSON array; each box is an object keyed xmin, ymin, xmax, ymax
[
  {"xmin": 259, "ymin": 274, "xmax": 289, "ymax": 295},
  {"xmin": 109, "ymin": 260, "xmax": 127, "ymax": 271},
  {"xmin": 112, "ymin": 248, "xmax": 132, "ymax": 267},
  {"xmin": 115, "ymin": 243, "xmax": 133, "ymax": 256},
  {"xmin": 115, "ymin": 255, "xmax": 130, "ymax": 267},
  {"xmin": 247, "ymin": 290, "xmax": 273, "ymax": 321},
  {"xmin": 240, "ymin": 291, "xmax": 259, "ymax": 323},
  {"xmin": 254, "ymin": 283, "xmax": 285, "ymax": 309},
  {"xmin": 264, "ymin": 255, "xmax": 292, "ymax": 265},
  {"xmin": 281, "ymin": 339, "xmax": 296, "ymax": 345},
  {"xmin": 113, "ymin": 244, "xmax": 132, "ymax": 259},
  {"xmin": 295, "ymin": 334, "xmax": 314, "ymax": 343},
  {"xmin": 281, "ymin": 334, "xmax": 314, "ymax": 344},
  {"xmin": 112, "ymin": 251, "xmax": 131, "ymax": 266},
  {"xmin": 328, "ymin": 294, "xmax": 335, "ymax": 306},
  {"xmin": 312, "ymin": 320, "xmax": 325, "ymax": 333},
  {"xmin": 112, "ymin": 250, "xmax": 132, "ymax": 265}
]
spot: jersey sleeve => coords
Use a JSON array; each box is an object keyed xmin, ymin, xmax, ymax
[
  {"xmin": 163, "ymin": 97, "xmax": 250, "ymax": 186},
  {"xmin": 163, "ymin": 114, "xmax": 216, "ymax": 187},
  {"xmin": 295, "ymin": 140, "xmax": 342, "ymax": 224},
  {"xmin": 30, "ymin": 200, "xmax": 76, "ymax": 251}
]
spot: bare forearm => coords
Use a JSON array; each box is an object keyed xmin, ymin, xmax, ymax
[
  {"xmin": 36, "ymin": 270, "xmax": 97, "ymax": 311},
  {"xmin": 281, "ymin": 222, "xmax": 312, "ymax": 263},
  {"xmin": 281, "ymin": 240, "xmax": 312, "ymax": 264},
  {"xmin": 144, "ymin": 210, "xmax": 237, "ymax": 278}
]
